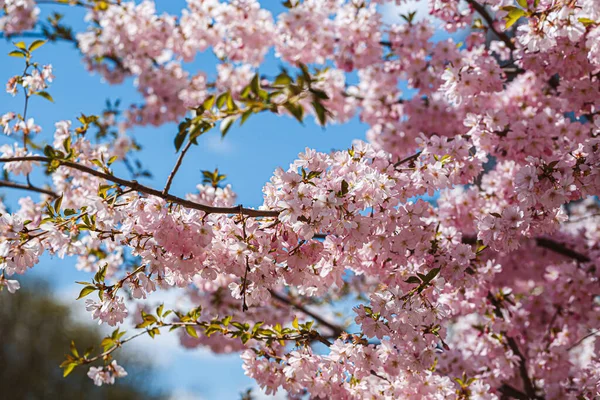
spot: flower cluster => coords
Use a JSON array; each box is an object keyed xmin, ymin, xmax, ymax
[{"xmin": 87, "ymin": 361, "xmax": 127, "ymax": 386}]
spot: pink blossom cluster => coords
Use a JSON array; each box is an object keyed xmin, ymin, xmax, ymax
[
  {"xmin": 87, "ymin": 361, "xmax": 127, "ymax": 386},
  {"xmin": 0, "ymin": 0, "xmax": 38, "ymax": 34}
]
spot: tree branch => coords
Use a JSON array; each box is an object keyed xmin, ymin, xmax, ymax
[
  {"xmin": 567, "ymin": 330, "xmax": 600, "ymax": 351},
  {"xmin": 270, "ymin": 290, "xmax": 345, "ymax": 339},
  {"xmin": 465, "ymin": 0, "xmax": 516, "ymax": 51},
  {"xmin": 0, "ymin": 156, "xmax": 280, "ymax": 218},
  {"xmin": 0, "ymin": 158, "xmax": 591, "ymax": 262},
  {"xmin": 498, "ymin": 383, "xmax": 529, "ymax": 400},
  {"xmin": 162, "ymin": 140, "xmax": 193, "ymax": 196},
  {"xmin": 0, "ymin": 179, "xmax": 58, "ymax": 198},
  {"xmin": 534, "ymin": 237, "xmax": 590, "ymax": 263},
  {"xmin": 394, "ymin": 151, "xmax": 421, "ymax": 168},
  {"xmin": 506, "ymin": 336, "xmax": 541, "ymax": 399},
  {"xmin": 463, "ymin": 235, "xmax": 590, "ymax": 263}
]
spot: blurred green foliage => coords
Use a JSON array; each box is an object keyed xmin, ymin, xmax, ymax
[{"xmin": 0, "ymin": 280, "xmax": 166, "ymax": 400}]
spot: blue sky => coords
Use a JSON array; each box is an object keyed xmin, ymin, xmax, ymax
[{"xmin": 0, "ymin": 2, "xmax": 466, "ymax": 398}]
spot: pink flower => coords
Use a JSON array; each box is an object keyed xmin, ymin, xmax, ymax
[
  {"xmin": 0, "ymin": 276, "xmax": 20, "ymax": 293},
  {"xmin": 85, "ymin": 296, "xmax": 128, "ymax": 326},
  {"xmin": 87, "ymin": 361, "xmax": 127, "ymax": 386},
  {"xmin": 5, "ymin": 76, "xmax": 18, "ymax": 96}
]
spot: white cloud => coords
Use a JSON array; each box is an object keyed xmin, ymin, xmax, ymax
[{"xmin": 203, "ymin": 134, "xmax": 236, "ymax": 155}]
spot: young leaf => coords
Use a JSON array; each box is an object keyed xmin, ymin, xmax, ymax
[
  {"xmin": 34, "ymin": 91, "xmax": 54, "ymax": 103},
  {"xmin": 185, "ymin": 325, "xmax": 199, "ymax": 338},
  {"xmin": 76, "ymin": 285, "xmax": 97, "ymax": 300},
  {"xmin": 340, "ymin": 180, "xmax": 349, "ymax": 196},
  {"xmin": 174, "ymin": 130, "xmax": 188, "ymax": 152},
  {"xmin": 312, "ymin": 100, "xmax": 328, "ymax": 126},
  {"xmin": 220, "ymin": 115, "xmax": 238, "ymax": 137},
  {"xmin": 8, "ymin": 50, "xmax": 25, "ymax": 58},
  {"xmin": 516, "ymin": 0, "xmax": 528, "ymax": 8},
  {"xmin": 505, "ymin": 7, "xmax": 525, "ymax": 28},
  {"xmin": 405, "ymin": 276, "xmax": 422, "ymax": 284},
  {"xmin": 28, "ymin": 40, "xmax": 47, "ymax": 52},
  {"xmin": 62, "ymin": 362, "xmax": 77, "ymax": 377}
]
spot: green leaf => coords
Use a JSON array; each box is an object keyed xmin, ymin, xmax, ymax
[
  {"xmin": 114, "ymin": 328, "xmax": 126, "ymax": 340},
  {"xmin": 310, "ymin": 88, "xmax": 329, "ymax": 100},
  {"xmin": 250, "ymin": 73, "xmax": 261, "ymax": 95},
  {"xmin": 284, "ymin": 102, "xmax": 304, "ymax": 123},
  {"xmin": 148, "ymin": 327, "xmax": 160, "ymax": 338},
  {"xmin": 505, "ymin": 7, "xmax": 525, "ymax": 28},
  {"xmin": 220, "ymin": 115, "xmax": 238, "ymax": 137},
  {"xmin": 94, "ymin": 264, "xmax": 108, "ymax": 283},
  {"xmin": 405, "ymin": 276, "xmax": 422, "ymax": 284},
  {"xmin": 62, "ymin": 362, "xmax": 77, "ymax": 377},
  {"xmin": 203, "ymin": 95, "xmax": 215, "ymax": 110},
  {"xmin": 298, "ymin": 63, "xmax": 312, "ymax": 84},
  {"xmin": 578, "ymin": 17, "xmax": 596, "ymax": 26},
  {"xmin": 424, "ymin": 267, "xmax": 441, "ymax": 283},
  {"xmin": 100, "ymin": 337, "xmax": 115, "ymax": 351},
  {"xmin": 312, "ymin": 101, "xmax": 327, "ymax": 126},
  {"xmin": 340, "ymin": 180, "xmax": 349, "ymax": 196},
  {"xmin": 185, "ymin": 325, "xmax": 199, "ymax": 338},
  {"xmin": 28, "ymin": 40, "xmax": 47, "ymax": 52},
  {"xmin": 135, "ymin": 319, "xmax": 154, "ymax": 329},
  {"xmin": 34, "ymin": 91, "xmax": 54, "ymax": 103},
  {"xmin": 53, "ymin": 195, "xmax": 63, "ymax": 213},
  {"xmin": 241, "ymin": 332, "xmax": 251, "ymax": 344},
  {"xmin": 14, "ymin": 41, "xmax": 26, "ymax": 50},
  {"xmin": 232, "ymin": 322, "xmax": 247, "ymax": 331},
  {"xmin": 292, "ymin": 316, "xmax": 299, "ymax": 329},
  {"xmin": 70, "ymin": 340, "xmax": 79, "ymax": 357},
  {"xmin": 240, "ymin": 109, "xmax": 253, "ymax": 126},
  {"xmin": 226, "ymin": 92, "xmax": 237, "ymax": 111},
  {"xmin": 216, "ymin": 92, "xmax": 229, "ymax": 109},
  {"xmin": 174, "ymin": 130, "xmax": 188, "ymax": 152},
  {"xmin": 76, "ymin": 285, "xmax": 96, "ymax": 300},
  {"xmin": 516, "ymin": 0, "xmax": 528, "ymax": 8},
  {"xmin": 8, "ymin": 50, "xmax": 25, "ymax": 58},
  {"xmin": 273, "ymin": 72, "xmax": 292, "ymax": 86}
]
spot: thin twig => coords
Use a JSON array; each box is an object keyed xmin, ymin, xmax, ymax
[
  {"xmin": 393, "ymin": 152, "xmax": 421, "ymax": 168},
  {"xmin": 241, "ymin": 256, "xmax": 250, "ymax": 312},
  {"xmin": 567, "ymin": 330, "xmax": 600, "ymax": 351},
  {"xmin": 506, "ymin": 336, "xmax": 541, "ymax": 399},
  {"xmin": 163, "ymin": 140, "xmax": 193, "ymax": 196},
  {"xmin": 0, "ymin": 156, "xmax": 280, "ymax": 217},
  {"xmin": 0, "ymin": 179, "xmax": 58, "ymax": 197},
  {"xmin": 465, "ymin": 0, "xmax": 516, "ymax": 51},
  {"xmin": 270, "ymin": 290, "xmax": 345, "ymax": 339},
  {"xmin": 463, "ymin": 235, "xmax": 590, "ymax": 263}
]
